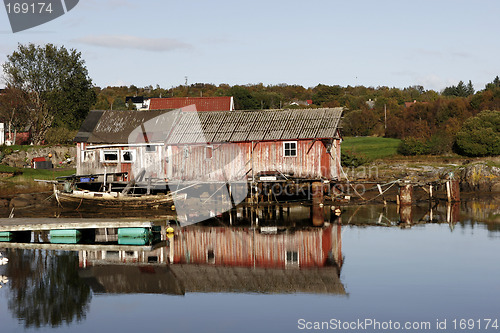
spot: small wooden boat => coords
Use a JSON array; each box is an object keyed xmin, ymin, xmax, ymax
[{"xmin": 54, "ymin": 189, "xmax": 185, "ymax": 209}]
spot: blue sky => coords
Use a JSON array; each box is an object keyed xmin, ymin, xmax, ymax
[{"xmin": 1, "ymin": 0, "xmax": 499, "ymax": 91}]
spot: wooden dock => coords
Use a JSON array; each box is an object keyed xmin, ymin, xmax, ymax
[
  {"xmin": 0, "ymin": 217, "xmax": 167, "ymax": 232},
  {"xmin": 0, "ymin": 240, "xmax": 167, "ymax": 252}
]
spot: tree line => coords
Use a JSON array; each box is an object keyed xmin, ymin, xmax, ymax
[{"xmin": 0, "ymin": 43, "xmax": 499, "ymax": 156}]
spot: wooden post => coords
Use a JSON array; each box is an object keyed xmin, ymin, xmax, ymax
[
  {"xmin": 312, "ymin": 182, "xmax": 323, "ymax": 205},
  {"xmin": 399, "ymin": 205, "xmax": 413, "ymax": 224},
  {"xmin": 449, "ymin": 180, "xmax": 460, "ymax": 202},
  {"xmin": 446, "ymin": 181, "xmax": 451, "ymax": 203},
  {"xmin": 377, "ymin": 184, "xmax": 386, "ymax": 205},
  {"xmin": 399, "ymin": 184, "xmax": 413, "ymax": 206},
  {"xmin": 146, "ymin": 177, "xmax": 152, "ymax": 195},
  {"xmin": 312, "ymin": 182, "xmax": 324, "ymax": 226},
  {"xmin": 312, "ymin": 204, "xmax": 324, "ymax": 226},
  {"xmin": 446, "ymin": 202, "xmax": 460, "ymax": 224}
]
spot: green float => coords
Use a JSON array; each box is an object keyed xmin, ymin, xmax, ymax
[
  {"xmin": 49, "ymin": 230, "xmax": 82, "ymax": 244},
  {"xmin": 50, "ymin": 229, "xmax": 82, "ymax": 238},
  {"xmin": 118, "ymin": 228, "xmax": 151, "ymax": 238},
  {"xmin": 118, "ymin": 237, "xmax": 149, "ymax": 246},
  {"xmin": 0, "ymin": 232, "xmax": 13, "ymax": 242},
  {"xmin": 50, "ymin": 236, "xmax": 82, "ymax": 244}
]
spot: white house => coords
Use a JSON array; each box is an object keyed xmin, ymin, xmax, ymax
[{"xmin": 0, "ymin": 123, "xmax": 4, "ymax": 146}]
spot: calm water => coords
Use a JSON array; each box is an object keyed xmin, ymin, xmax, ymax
[{"xmin": 0, "ymin": 200, "xmax": 499, "ymax": 333}]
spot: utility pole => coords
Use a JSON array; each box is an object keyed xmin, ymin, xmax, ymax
[{"xmin": 384, "ymin": 104, "xmax": 387, "ymax": 130}]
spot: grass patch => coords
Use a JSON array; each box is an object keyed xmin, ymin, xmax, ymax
[
  {"xmin": 0, "ymin": 164, "xmax": 75, "ymax": 182},
  {"xmin": 342, "ymin": 137, "xmax": 401, "ymax": 160}
]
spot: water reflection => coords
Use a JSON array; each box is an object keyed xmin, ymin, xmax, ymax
[
  {"xmin": 0, "ymin": 197, "xmax": 499, "ymax": 330},
  {"xmin": 76, "ymin": 223, "xmax": 344, "ymax": 295},
  {"xmin": 4, "ymin": 249, "xmax": 91, "ymax": 328},
  {"xmin": 0, "ymin": 215, "xmax": 345, "ymax": 327}
]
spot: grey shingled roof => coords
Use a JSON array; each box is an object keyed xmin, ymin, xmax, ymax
[
  {"xmin": 75, "ymin": 108, "xmax": 343, "ymax": 145},
  {"xmin": 165, "ymin": 108, "xmax": 343, "ymax": 144},
  {"xmin": 74, "ymin": 109, "xmax": 175, "ymax": 144},
  {"xmin": 79, "ymin": 264, "xmax": 345, "ymax": 295}
]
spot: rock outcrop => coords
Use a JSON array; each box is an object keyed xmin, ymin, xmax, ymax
[
  {"xmin": 460, "ymin": 163, "xmax": 500, "ymax": 192},
  {"xmin": 1, "ymin": 146, "xmax": 76, "ymax": 168}
]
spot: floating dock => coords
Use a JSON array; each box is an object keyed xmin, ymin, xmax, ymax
[{"xmin": 0, "ymin": 218, "xmax": 164, "ymax": 233}]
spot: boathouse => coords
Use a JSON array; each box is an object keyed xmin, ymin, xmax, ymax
[
  {"xmin": 164, "ymin": 107, "xmax": 343, "ymax": 182},
  {"xmin": 74, "ymin": 107, "xmax": 343, "ymax": 186}
]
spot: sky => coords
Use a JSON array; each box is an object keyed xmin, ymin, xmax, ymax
[{"xmin": 1, "ymin": 0, "xmax": 499, "ymax": 92}]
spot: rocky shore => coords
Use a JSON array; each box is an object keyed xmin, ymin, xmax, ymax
[{"xmin": 345, "ymin": 157, "xmax": 500, "ymax": 193}]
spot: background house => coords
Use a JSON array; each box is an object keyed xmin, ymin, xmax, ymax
[{"xmin": 148, "ymin": 96, "xmax": 234, "ymax": 111}]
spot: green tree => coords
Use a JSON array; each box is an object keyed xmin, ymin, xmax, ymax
[
  {"xmin": 455, "ymin": 110, "xmax": 500, "ymax": 156},
  {"xmin": 7, "ymin": 249, "xmax": 91, "ymax": 328},
  {"xmin": 485, "ymin": 76, "xmax": 500, "ymax": 90},
  {"xmin": 2, "ymin": 43, "xmax": 95, "ymax": 144},
  {"xmin": 442, "ymin": 80, "xmax": 474, "ymax": 97},
  {"xmin": 229, "ymin": 86, "xmax": 259, "ymax": 109}
]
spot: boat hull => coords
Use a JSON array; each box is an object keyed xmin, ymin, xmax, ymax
[{"xmin": 55, "ymin": 190, "xmax": 181, "ymax": 209}]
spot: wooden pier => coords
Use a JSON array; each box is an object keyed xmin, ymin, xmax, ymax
[
  {"xmin": 0, "ymin": 240, "xmax": 167, "ymax": 252},
  {"xmin": 0, "ymin": 217, "xmax": 165, "ymax": 233}
]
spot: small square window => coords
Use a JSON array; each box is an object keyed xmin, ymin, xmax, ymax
[
  {"xmin": 82, "ymin": 150, "xmax": 94, "ymax": 162},
  {"xmin": 283, "ymin": 141, "xmax": 297, "ymax": 157},
  {"xmin": 146, "ymin": 145, "xmax": 156, "ymax": 152},
  {"xmin": 121, "ymin": 150, "xmax": 135, "ymax": 163},
  {"xmin": 102, "ymin": 150, "xmax": 118, "ymax": 162},
  {"xmin": 207, "ymin": 249, "xmax": 215, "ymax": 264},
  {"xmin": 286, "ymin": 251, "xmax": 299, "ymax": 266},
  {"xmin": 205, "ymin": 146, "xmax": 213, "ymax": 159}
]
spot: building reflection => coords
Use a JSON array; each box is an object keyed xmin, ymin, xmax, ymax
[{"xmin": 77, "ymin": 221, "xmax": 345, "ymax": 295}]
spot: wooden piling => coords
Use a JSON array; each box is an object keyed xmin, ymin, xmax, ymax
[
  {"xmin": 446, "ymin": 202, "xmax": 460, "ymax": 224},
  {"xmin": 311, "ymin": 182, "xmax": 323, "ymax": 205},
  {"xmin": 447, "ymin": 180, "xmax": 460, "ymax": 202},
  {"xmin": 399, "ymin": 205, "xmax": 413, "ymax": 224},
  {"xmin": 377, "ymin": 184, "xmax": 387, "ymax": 205},
  {"xmin": 399, "ymin": 184, "xmax": 413, "ymax": 206},
  {"xmin": 311, "ymin": 182, "xmax": 324, "ymax": 226}
]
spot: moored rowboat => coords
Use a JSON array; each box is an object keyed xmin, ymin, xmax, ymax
[{"xmin": 54, "ymin": 189, "xmax": 185, "ymax": 209}]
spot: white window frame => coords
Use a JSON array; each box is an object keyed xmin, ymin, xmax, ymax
[
  {"xmin": 81, "ymin": 150, "xmax": 95, "ymax": 162},
  {"xmin": 205, "ymin": 145, "xmax": 213, "ymax": 159},
  {"xmin": 285, "ymin": 250, "xmax": 299, "ymax": 267},
  {"xmin": 207, "ymin": 249, "xmax": 215, "ymax": 264},
  {"xmin": 121, "ymin": 150, "xmax": 136, "ymax": 163},
  {"xmin": 101, "ymin": 149, "xmax": 119, "ymax": 162},
  {"xmin": 283, "ymin": 141, "xmax": 297, "ymax": 157}
]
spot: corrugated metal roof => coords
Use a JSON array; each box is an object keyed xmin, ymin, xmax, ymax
[
  {"xmin": 165, "ymin": 108, "xmax": 343, "ymax": 144},
  {"xmin": 76, "ymin": 107, "xmax": 343, "ymax": 145},
  {"xmin": 149, "ymin": 97, "xmax": 233, "ymax": 111}
]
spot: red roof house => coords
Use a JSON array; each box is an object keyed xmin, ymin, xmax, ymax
[{"xmin": 148, "ymin": 96, "xmax": 234, "ymax": 111}]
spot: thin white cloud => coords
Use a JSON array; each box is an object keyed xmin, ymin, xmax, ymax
[
  {"xmin": 73, "ymin": 35, "xmax": 193, "ymax": 52},
  {"xmin": 416, "ymin": 74, "xmax": 457, "ymax": 92}
]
